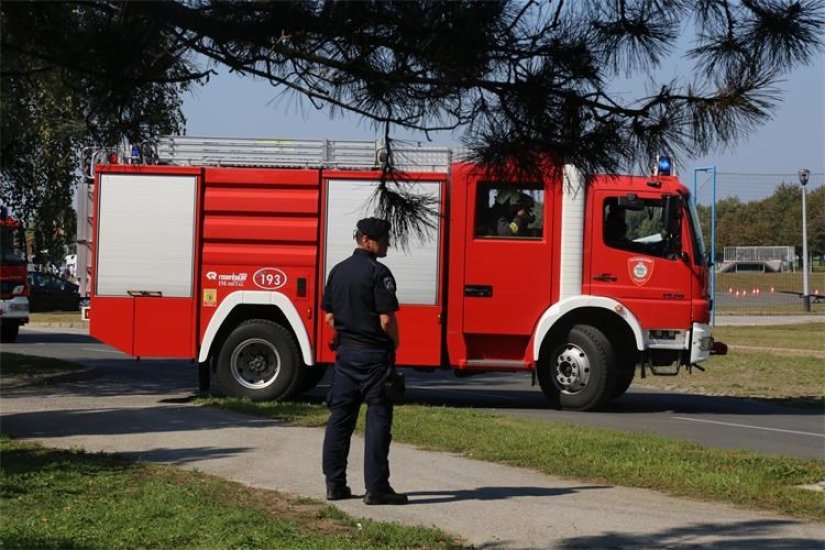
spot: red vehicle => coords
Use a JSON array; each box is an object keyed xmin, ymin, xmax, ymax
[
  {"xmin": 0, "ymin": 207, "xmax": 30, "ymax": 343},
  {"xmin": 83, "ymin": 137, "xmax": 724, "ymax": 410}
]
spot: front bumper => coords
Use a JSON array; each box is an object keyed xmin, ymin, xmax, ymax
[
  {"xmin": 0, "ymin": 296, "xmax": 30, "ymax": 323},
  {"xmin": 690, "ymin": 322, "xmax": 726, "ymax": 363}
]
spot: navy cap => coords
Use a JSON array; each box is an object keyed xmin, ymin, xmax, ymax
[{"xmin": 356, "ymin": 217, "xmax": 391, "ymax": 239}]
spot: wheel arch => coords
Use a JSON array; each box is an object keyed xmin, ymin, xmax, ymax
[
  {"xmin": 533, "ymin": 297, "xmax": 643, "ymax": 364},
  {"xmin": 198, "ymin": 291, "xmax": 314, "ymax": 366}
]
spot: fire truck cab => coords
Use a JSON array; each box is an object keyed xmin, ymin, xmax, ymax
[
  {"xmin": 83, "ymin": 137, "xmax": 722, "ymax": 410},
  {"xmin": 0, "ymin": 206, "xmax": 30, "ymax": 343}
]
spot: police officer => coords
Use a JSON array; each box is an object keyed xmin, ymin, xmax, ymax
[{"xmin": 321, "ymin": 217, "xmax": 408, "ymax": 505}]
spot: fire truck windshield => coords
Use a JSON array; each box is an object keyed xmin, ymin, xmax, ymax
[
  {"xmin": 0, "ymin": 223, "xmax": 27, "ymax": 266},
  {"xmin": 686, "ymin": 196, "xmax": 707, "ymax": 265}
]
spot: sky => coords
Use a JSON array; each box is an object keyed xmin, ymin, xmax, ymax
[{"xmin": 182, "ymin": 54, "xmax": 825, "ymax": 179}]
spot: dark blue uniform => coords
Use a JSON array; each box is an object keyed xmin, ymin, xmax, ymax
[{"xmin": 321, "ymin": 248, "xmax": 399, "ymax": 494}]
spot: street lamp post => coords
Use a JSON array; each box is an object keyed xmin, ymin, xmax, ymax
[{"xmin": 798, "ymin": 169, "xmax": 811, "ymax": 312}]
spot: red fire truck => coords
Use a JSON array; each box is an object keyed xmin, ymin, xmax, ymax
[
  {"xmin": 82, "ymin": 136, "xmax": 725, "ymax": 410},
  {"xmin": 0, "ymin": 206, "xmax": 30, "ymax": 343}
]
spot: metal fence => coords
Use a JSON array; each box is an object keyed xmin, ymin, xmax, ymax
[
  {"xmin": 691, "ymin": 170, "xmax": 825, "ymax": 316},
  {"xmin": 719, "ymin": 246, "xmax": 795, "ymax": 273}
]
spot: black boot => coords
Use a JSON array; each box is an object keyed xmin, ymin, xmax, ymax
[
  {"xmin": 364, "ymin": 487, "xmax": 408, "ymax": 505},
  {"xmin": 326, "ymin": 484, "xmax": 352, "ymax": 501}
]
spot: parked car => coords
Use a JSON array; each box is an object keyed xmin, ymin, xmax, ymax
[{"xmin": 27, "ymin": 271, "xmax": 80, "ymax": 312}]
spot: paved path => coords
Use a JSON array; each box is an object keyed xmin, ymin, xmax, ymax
[{"xmin": 2, "ymin": 378, "xmax": 824, "ymax": 549}]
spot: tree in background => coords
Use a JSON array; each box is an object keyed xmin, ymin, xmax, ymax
[
  {"xmin": 811, "ymin": 202, "xmax": 825, "ymax": 263},
  {"xmin": 1, "ymin": 3, "xmax": 193, "ymax": 267},
  {"xmin": 2, "ymin": 1, "xmax": 823, "ymax": 239},
  {"xmin": 697, "ymin": 185, "xmax": 825, "ymax": 264}
]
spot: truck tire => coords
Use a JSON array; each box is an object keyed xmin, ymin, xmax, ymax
[
  {"xmin": 197, "ymin": 361, "xmax": 211, "ymax": 394},
  {"xmin": 612, "ymin": 365, "xmax": 636, "ymax": 398},
  {"xmin": 537, "ymin": 325, "xmax": 616, "ymax": 411},
  {"xmin": 216, "ymin": 320, "xmax": 302, "ymax": 401},
  {"xmin": 0, "ymin": 323, "xmax": 19, "ymax": 343}
]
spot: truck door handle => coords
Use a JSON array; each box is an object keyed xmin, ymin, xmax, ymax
[
  {"xmin": 464, "ymin": 285, "xmax": 493, "ymax": 297},
  {"xmin": 593, "ymin": 273, "xmax": 618, "ymax": 282}
]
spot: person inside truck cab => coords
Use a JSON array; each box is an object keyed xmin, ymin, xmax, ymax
[
  {"xmin": 604, "ymin": 204, "xmax": 629, "ymax": 246},
  {"xmin": 496, "ymin": 192, "xmax": 536, "ymax": 237}
]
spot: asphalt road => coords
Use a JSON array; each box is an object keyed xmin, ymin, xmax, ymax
[{"xmin": 7, "ymin": 326, "xmax": 824, "ymax": 460}]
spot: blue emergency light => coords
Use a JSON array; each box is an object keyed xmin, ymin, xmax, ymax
[{"xmin": 656, "ymin": 155, "xmax": 672, "ymax": 176}]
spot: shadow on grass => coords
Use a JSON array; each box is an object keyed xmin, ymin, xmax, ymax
[
  {"xmin": 1, "ymin": 445, "xmax": 131, "ymax": 469},
  {"xmin": 1, "ymin": 534, "xmax": 82, "ymax": 549},
  {"xmin": 1, "ymin": 444, "xmax": 135, "ymax": 496}
]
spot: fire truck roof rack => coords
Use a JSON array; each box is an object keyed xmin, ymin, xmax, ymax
[{"xmin": 154, "ymin": 135, "xmax": 454, "ymax": 172}]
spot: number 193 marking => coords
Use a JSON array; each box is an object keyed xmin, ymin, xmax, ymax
[{"xmin": 253, "ymin": 268, "xmax": 288, "ymax": 290}]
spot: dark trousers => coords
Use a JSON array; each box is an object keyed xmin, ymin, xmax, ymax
[{"xmin": 322, "ymin": 345, "xmax": 393, "ymax": 492}]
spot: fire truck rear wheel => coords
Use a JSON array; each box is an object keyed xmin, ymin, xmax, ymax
[
  {"xmin": 216, "ymin": 320, "xmax": 301, "ymax": 401},
  {"xmin": 538, "ymin": 324, "xmax": 617, "ymax": 411}
]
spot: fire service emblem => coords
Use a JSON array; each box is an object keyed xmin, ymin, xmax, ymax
[{"xmin": 628, "ymin": 257, "xmax": 654, "ymax": 286}]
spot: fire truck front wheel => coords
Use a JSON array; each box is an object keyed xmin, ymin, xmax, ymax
[
  {"xmin": 612, "ymin": 365, "xmax": 636, "ymax": 398},
  {"xmin": 216, "ymin": 320, "xmax": 301, "ymax": 401},
  {"xmin": 538, "ymin": 324, "xmax": 617, "ymax": 411}
]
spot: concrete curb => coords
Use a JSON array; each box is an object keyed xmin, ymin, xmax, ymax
[{"xmin": 27, "ymin": 322, "xmax": 89, "ymax": 329}]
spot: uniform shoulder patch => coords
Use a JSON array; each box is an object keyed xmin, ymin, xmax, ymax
[{"xmin": 383, "ymin": 275, "xmax": 396, "ymax": 293}]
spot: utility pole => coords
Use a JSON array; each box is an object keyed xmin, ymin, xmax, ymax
[{"xmin": 798, "ymin": 169, "xmax": 810, "ymax": 312}]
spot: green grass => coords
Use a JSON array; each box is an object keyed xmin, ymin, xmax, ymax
[
  {"xmin": 713, "ymin": 322, "xmax": 825, "ymax": 352},
  {"xmin": 0, "ymin": 352, "xmax": 86, "ymax": 377},
  {"xmin": 197, "ymin": 396, "xmax": 332, "ymax": 427},
  {"xmin": 635, "ymin": 353, "xmax": 824, "ymax": 408},
  {"xmin": 201, "ymin": 398, "xmax": 825, "ymax": 521},
  {"xmin": 716, "ymin": 272, "xmax": 825, "ymax": 295},
  {"xmin": 0, "ymin": 437, "xmax": 464, "ymax": 549},
  {"xmin": 636, "ymin": 323, "xmax": 825, "ymax": 408},
  {"xmin": 715, "ymin": 303, "xmax": 825, "ymax": 315}
]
